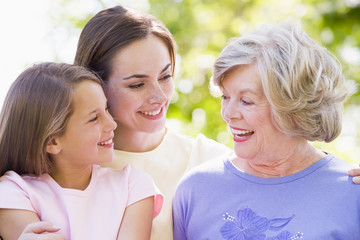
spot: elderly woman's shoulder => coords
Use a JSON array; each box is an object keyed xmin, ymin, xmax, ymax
[
  {"xmin": 317, "ymin": 153, "xmax": 360, "ymax": 187},
  {"xmin": 325, "ymin": 153, "xmax": 357, "ymax": 172}
]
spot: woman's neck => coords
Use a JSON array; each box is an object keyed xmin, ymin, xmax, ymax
[
  {"xmin": 113, "ymin": 127, "xmax": 167, "ymax": 152},
  {"xmin": 232, "ymin": 142, "xmax": 326, "ymax": 178}
]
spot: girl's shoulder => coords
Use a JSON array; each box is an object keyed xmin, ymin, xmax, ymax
[{"xmin": 0, "ymin": 171, "xmax": 44, "ymax": 189}]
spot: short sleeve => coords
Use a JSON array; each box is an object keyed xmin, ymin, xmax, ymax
[
  {"xmin": 0, "ymin": 171, "xmax": 35, "ymax": 212},
  {"xmin": 127, "ymin": 167, "xmax": 164, "ymax": 218}
]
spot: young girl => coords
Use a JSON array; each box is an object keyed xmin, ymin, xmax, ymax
[{"xmin": 0, "ymin": 62, "xmax": 163, "ymax": 239}]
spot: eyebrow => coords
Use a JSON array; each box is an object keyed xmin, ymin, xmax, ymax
[
  {"xmin": 86, "ymin": 102, "xmax": 108, "ymax": 117},
  {"xmin": 222, "ymin": 87, "xmax": 260, "ymax": 95},
  {"xmin": 123, "ymin": 63, "xmax": 171, "ymax": 80},
  {"xmin": 239, "ymin": 88, "xmax": 261, "ymax": 95}
]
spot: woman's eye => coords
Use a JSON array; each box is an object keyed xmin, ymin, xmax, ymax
[
  {"xmin": 159, "ymin": 74, "xmax": 172, "ymax": 81},
  {"xmin": 129, "ymin": 83, "xmax": 144, "ymax": 89},
  {"xmin": 221, "ymin": 95, "xmax": 229, "ymax": 100},
  {"xmin": 241, "ymin": 99, "xmax": 253, "ymax": 105}
]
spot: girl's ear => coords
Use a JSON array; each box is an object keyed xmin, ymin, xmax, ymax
[{"xmin": 46, "ymin": 138, "xmax": 62, "ymax": 155}]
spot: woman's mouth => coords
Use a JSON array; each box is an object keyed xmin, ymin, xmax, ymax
[
  {"xmin": 231, "ymin": 128, "xmax": 254, "ymax": 140},
  {"xmin": 140, "ymin": 108, "xmax": 162, "ymax": 116}
]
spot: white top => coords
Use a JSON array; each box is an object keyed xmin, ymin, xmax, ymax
[
  {"xmin": 0, "ymin": 165, "xmax": 163, "ymax": 240},
  {"xmin": 102, "ymin": 128, "xmax": 232, "ymax": 240}
]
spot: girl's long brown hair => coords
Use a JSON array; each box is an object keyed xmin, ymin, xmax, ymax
[{"xmin": 0, "ymin": 62, "xmax": 101, "ymax": 176}]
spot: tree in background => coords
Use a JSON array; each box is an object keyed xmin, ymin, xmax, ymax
[{"xmin": 57, "ymin": 0, "xmax": 360, "ymax": 162}]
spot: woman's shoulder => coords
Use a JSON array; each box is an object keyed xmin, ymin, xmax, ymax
[
  {"xmin": 163, "ymin": 128, "xmax": 194, "ymax": 144},
  {"xmin": 166, "ymin": 128, "xmax": 225, "ymax": 146}
]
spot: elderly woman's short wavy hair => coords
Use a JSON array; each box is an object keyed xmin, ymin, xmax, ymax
[{"xmin": 212, "ymin": 20, "xmax": 354, "ymax": 142}]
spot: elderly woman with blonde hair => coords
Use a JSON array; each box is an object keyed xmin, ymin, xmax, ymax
[{"xmin": 173, "ymin": 21, "xmax": 360, "ymax": 239}]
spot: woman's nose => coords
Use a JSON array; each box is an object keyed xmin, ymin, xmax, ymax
[
  {"xmin": 148, "ymin": 82, "xmax": 167, "ymax": 104},
  {"xmin": 222, "ymin": 100, "xmax": 242, "ymax": 122}
]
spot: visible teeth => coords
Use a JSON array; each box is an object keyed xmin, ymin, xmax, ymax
[
  {"xmin": 98, "ymin": 139, "xmax": 112, "ymax": 146},
  {"xmin": 142, "ymin": 109, "xmax": 161, "ymax": 116},
  {"xmin": 231, "ymin": 129, "xmax": 254, "ymax": 135}
]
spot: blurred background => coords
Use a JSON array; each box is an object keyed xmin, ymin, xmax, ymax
[{"xmin": 1, "ymin": 0, "xmax": 359, "ymax": 163}]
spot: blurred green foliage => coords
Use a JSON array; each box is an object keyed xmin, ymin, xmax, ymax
[
  {"xmin": 148, "ymin": 0, "xmax": 360, "ymax": 146},
  {"xmin": 59, "ymin": 0, "xmax": 360, "ymax": 161}
]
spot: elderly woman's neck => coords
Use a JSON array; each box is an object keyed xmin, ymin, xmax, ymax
[{"xmin": 232, "ymin": 142, "xmax": 326, "ymax": 178}]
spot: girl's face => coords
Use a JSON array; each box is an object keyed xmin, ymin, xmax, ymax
[
  {"xmin": 105, "ymin": 35, "xmax": 174, "ymax": 135},
  {"xmin": 221, "ymin": 64, "xmax": 290, "ymax": 163},
  {"xmin": 53, "ymin": 80, "xmax": 117, "ymax": 168}
]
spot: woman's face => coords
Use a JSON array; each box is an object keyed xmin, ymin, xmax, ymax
[
  {"xmin": 105, "ymin": 35, "xmax": 174, "ymax": 135},
  {"xmin": 221, "ymin": 64, "xmax": 290, "ymax": 162}
]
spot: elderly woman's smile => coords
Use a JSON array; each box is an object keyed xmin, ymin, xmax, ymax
[{"xmin": 230, "ymin": 127, "xmax": 254, "ymax": 142}]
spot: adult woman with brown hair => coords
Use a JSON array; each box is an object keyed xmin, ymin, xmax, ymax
[{"xmin": 74, "ymin": 5, "xmax": 231, "ymax": 240}]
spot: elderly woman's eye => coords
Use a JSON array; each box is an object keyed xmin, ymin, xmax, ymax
[
  {"xmin": 221, "ymin": 95, "xmax": 229, "ymax": 100},
  {"xmin": 241, "ymin": 99, "xmax": 253, "ymax": 105}
]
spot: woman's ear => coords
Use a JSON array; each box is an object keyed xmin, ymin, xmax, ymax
[{"xmin": 46, "ymin": 138, "xmax": 62, "ymax": 155}]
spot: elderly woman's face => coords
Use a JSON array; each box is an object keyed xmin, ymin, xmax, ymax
[{"xmin": 221, "ymin": 64, "xmax": 289, "ymax": 161}]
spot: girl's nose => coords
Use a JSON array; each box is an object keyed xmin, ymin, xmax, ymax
[{"xmin": 104, "ymin": 112, "xmax": 117, "ymax": 131}]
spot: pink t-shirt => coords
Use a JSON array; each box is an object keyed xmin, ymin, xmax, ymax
[{"xmin": 0, "ymin": 165, "xmax": 163, "ymax": 239}]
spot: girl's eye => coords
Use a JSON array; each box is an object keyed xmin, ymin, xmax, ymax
[
  {"xmin": 90, "ymin": 116, "xmax": 98, "ymax": 122},
  {"xmin": 159, "ymin": 74, "xmax": 172, "ymax": 81},
  {"xmin": 129, "ymin": 83, "xmax": 144, "ymax": 89}
]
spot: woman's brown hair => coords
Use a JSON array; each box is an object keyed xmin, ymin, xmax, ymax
[{"xmin": 74, "ymin": 5, "xmax": 177, "ymax": 82}]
